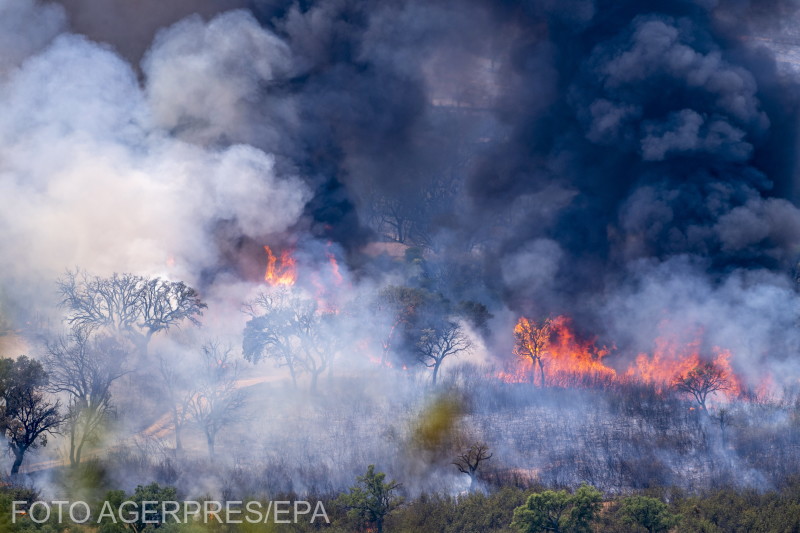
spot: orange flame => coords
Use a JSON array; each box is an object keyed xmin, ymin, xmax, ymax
[
  {"xmin": 626, "ymin": 339, "xmax": 742, "ymax": 399},
  {"xmin": 502, "ymin": 316, "xmax": 615, "ymax": 385},
  {"xmin": 502, "ymin": 315, "xmax": 745, "ymax": 401},
  {"xmin": 327, "ymin": 251, "xmax": 344, "ymax": 284},
  {"xmin": 264, "ymin": 246, "xmax": 296, "ymax": 286}
]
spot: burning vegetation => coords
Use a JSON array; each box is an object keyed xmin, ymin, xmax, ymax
[
  {"xmin": 263, "ymin": 245, "xmax": 297, "ymax": 287},
  {"xmin": 4, "ymin": 0, "xmax": 800, "ymax": 531},
  {"xmin": 503, "ymin": 316, "xmax": 744, "ymax": 408}
]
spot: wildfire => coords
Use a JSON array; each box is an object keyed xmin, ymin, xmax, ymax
[
  {"xmin": 503, "ymin": 315, "xmax": 744, "ymax": 400},
  {"xmin": 626, "ymin": 339, "xmax": 742, "ymax": 397},
  {"xmin": 502, "ymin": 316, "xmax": 615, "ymax": 385},
  {"xmin": 327, "ymin": 249, "xmax": 344, "ymax": 285},
  {"xmin": 264, "ymin": 246, "xmax": 297, "ymax": 286}
]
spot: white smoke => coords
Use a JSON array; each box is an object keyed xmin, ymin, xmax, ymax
[{"xmin": 0, "ymin": 9, "xmax": 310, "ymax": 322}]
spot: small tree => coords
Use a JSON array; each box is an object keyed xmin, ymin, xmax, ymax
[
  {"xmin": 416, "ymin": 320, "xmax": 472, "ymax": 385},
  {"xmin": 453, "ymin": 442, "xmax": 493, "ymax": 492},
  {"xmin": 0, "ymin": 356, "xmax": 63, "ymax": 476},
  {"xmin": 513, "ymin": 318, "xmax": 552, "ymax": 387},
  {"xmin": 673, "ymin": 361, "xmax": 730, "ymax": 414},
  {"xmin": 44, "ymin": 327, "xmax": 127, "ymax": 466},
  {"xmin": 157, "ymin": 354, "xmax": 194, "ymax": 456},
  {"xmin": 243, "ymin": 289, "xmax": 342, "ymax": 392},
  {"xmin": 187, "ymin": 341, "xmax": 246, "ymax": 458},
  {"xmin": 338, "ymin": 465, "xmax": 403, "ymax": 533},
  {"xmin": 512, "ymin": 484, "xmax": 602, "ymax": 533},
  {"xmin": 618, "ymin": 495, "xmax": 679, "ymax": 533}
]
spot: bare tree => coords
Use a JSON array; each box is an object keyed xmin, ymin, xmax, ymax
[
  {"xmin": 157, "ymin": 354, "xmax": 194, "ymax": 456},
  {"xmin": 453, "ymin": 442, "xmax": 493, "ymax": 492},
  {"xmin": 187, "ymin": 341, "xmax": 246, "ymax": 458},
  {"xmin": 1, "ymin": 356, "xmax": 63, "ymax": 475},
  {"xmin": 44, "ymin": 327, "xmax": 128, "ymax": 466},
  {"xmin": 242, "ymin": 289, "xmax": 342, "ymax": 392},
  {"xmin": 58, "ymin": 271, "xmax": 207, "ymax": 356},
  {"xmin": 673, "ymin": 361, "xmax": 731, "ymax": 415},
  {"xmin": 416, "ymin": 320, "xmax": 472, "ymax": 385},
  {"xmin": 513, "ymin": 317, "xmax": 553, "ymax": 387}
]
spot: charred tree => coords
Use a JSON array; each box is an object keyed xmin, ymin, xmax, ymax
[
  {"xmin": 513, "ymin": 317, "xmax": 552, "ymax": 387},
  {"xmin": 673, "ymin": 361, "xmax": 731, "ymax": 415},
  {"xmin": 415, "ymin": 320, "xmax": 472, "ymax": 385},
  {"xmin": 453, "ymin": 442, "xmax": 493, "ymax": 491}
]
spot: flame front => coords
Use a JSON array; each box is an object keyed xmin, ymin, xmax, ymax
[
  {"xmin": 503, "ymin": 316, "xmax": 615, "ymax": 385},
  {"xmin": 503, "ymin": 315, "xmax": 745, "ymax": 401},
  {"xmin": 264, "ymin": 246, "xmax": 297, "ymax": 286}
]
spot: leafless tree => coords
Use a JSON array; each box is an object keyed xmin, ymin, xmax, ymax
[
  {"xmin": 673, "ymin": 361, "xmax": 731, "ymax": 415},
  {"xmin": 513, "ymin": 317, "xmax": 553, "ymax": 387},
  {"xmin": 416, "ymin": 320, "xmax": 472, "ymax": 385},
  {"xmin": 157, "ymin": 354, "xmax": 194, "ymax": 456},
  {"xmin": 187, "ymin": 341, "xmax": 246, "ymax": 458},
  {"xmin": 58, "ymin": 271, "xmax": 207, "ymax": 356},
  {"xmin": 453, "ymin": 442, "xmax": 493, "ymax": 491},
  {"xmin": 242, "ymin": 289, "xmax": 342, "ymax": 392},
  {"xmin": 44, "ymin": 327, "xmax": 128, "ymax": 466}
]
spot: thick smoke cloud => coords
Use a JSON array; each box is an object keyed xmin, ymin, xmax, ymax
[
  {"xmin": 0, "ymin": 6, "xmax": 309, "ymax": 325},
  {"xmin": 0, "ymin": 0, "xmax": 65, "ymax": 77},
  {"xmin": 55, "ymin": 0, "xmax": 248, "ymax": 64},
  {"xmin": 2, "ymin": 0, "xmax": 800, "ymax": 496}
]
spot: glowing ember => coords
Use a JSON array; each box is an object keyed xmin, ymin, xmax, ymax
[{"xmin": 264, "ymin": 246, "xmax": 297, "ymax": 286}]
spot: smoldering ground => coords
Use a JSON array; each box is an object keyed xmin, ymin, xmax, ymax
[{"xmin": 1, "ymin": 0, "xmax": 800, "ymax": 499}]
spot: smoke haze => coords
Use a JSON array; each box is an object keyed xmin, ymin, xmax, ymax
[{"xmin": 2, "ymin": 0, "xmax": 800, "ymax": 498}]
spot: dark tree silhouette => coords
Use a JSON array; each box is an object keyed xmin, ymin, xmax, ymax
[
  {"xmin": 243, "ymin": 289, "xmax": 342, "ymax": 392},
  {"xmin": 673, "ymin": 361, "xmax": 731, "ymax": 414},
  {"xmin": 1, "ymin": 356, "xmax": 63, "ymax": 475},
  {"xmin": 453, "ymin": 442, "xmax": 493, "ymax": 491},
  {"xmin": 416, "ymin": 320, "xmax": 472, "ymax": 385},
  {"xmin": 513, "ymin": 317, "xmax": 553, "ymax": 387}
]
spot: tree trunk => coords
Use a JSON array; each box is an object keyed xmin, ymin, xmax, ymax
[
  {"xmin": 310, "ymin": 370, "xmax": 320, "ymax": 393},
  {"xmin": 10, "ymin": 446, "xmax": 26, "ymax": 476},
  {"xmin": 172, "ymin": 408, "xmax": 183, "ymax": 455},
  {"xmin": 538, "ymin": 359, "xmax": 546, "ymax": 388},
  {"xmin": 74, "ymin": 414, "xmax": 93, "ymax": 466},
  {"xmin": 69, "ymin": 422, "xmax": 77, "ymax": 466},
  {"xmin": 207, "ymin": 432, "xmax": 216, "ymax": 458},
  {"xmin": 287, "ymin": 359, "xmax": 298, "ymax": 390},
  {"xmin": 432, "ymin": 362, "xmax": 440, "ymax": 385},
  {"xmin": 75, "ymin": 435, "xmax": 86, "ymax": 466}
]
